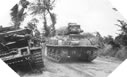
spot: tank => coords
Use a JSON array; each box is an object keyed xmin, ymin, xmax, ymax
[
  {"xmin": 46, "ymin": 23, "xmax": 99, "ymax": 62},
  {"xmin": 0, "ymin": 26, "xmax": 44, "ymax": 71}
]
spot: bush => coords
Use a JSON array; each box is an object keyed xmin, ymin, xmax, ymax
[
  {"xmin": 99, "ymin": 44, "xmax": 117, "ymax": 57},
  {"xmin": 115, "ymin": 47, "xmax": 127, "ymax": 60},
  {"xmin": 99, "ymin": 44, "xmax": 127, "ymax": 60}
]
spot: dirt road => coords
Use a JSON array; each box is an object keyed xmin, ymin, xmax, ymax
[{"xmin": 22, "ymin": 57, "xmax": 121, "ymax": 77}]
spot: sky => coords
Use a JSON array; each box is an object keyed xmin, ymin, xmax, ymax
[{"xmin": 0, "ymin": 0, "xmax": 126, "ymax": 37}]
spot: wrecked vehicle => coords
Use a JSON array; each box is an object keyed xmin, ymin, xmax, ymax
[{"xmin": 0, "ymin": 26, "xmax": 44, "ymax": 71}]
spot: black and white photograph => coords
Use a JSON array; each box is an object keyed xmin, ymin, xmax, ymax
[{"xmin": 0, "ymin": 0, "xmax": 126, "ymax": 77}]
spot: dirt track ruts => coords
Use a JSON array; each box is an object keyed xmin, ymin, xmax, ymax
[{"xmin": 22, "ymin": 56, "xmax": 121, "ymax": 77}]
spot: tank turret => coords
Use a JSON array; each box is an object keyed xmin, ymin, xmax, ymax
[{"xmin": 66, "ymin": 23, "xmax": 83, "ymax": 35}]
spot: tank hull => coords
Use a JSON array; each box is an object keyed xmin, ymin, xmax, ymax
[{"xmin": 46, "ymin": 45, "xmax": 98, "ymax": 62}]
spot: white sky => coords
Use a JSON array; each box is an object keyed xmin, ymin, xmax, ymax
[{"xmin": 0, "ymin": 0, "xmax": 126, "ymax": 37}]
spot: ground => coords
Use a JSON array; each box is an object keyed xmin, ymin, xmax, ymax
[{"xmin": 21, "ymin": 56, "xmax": 122, "ymax": 77}]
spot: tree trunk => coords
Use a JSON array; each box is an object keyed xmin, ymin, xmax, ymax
[
  {"xmin": 43, "ymin": 12, "xmax": 49, "ymax": 37},
  {"xmin": 47, "ymin": 9, "xmax": 56, "ymax": 36}
]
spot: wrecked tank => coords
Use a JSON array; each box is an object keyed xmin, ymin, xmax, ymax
[
  {"xmin": 46, "ymin": 23, "xmax": 99, "ymax": 62},
  {"xmin": 0, "ymin": 26, "xmax": 44, "ymax": 71}
]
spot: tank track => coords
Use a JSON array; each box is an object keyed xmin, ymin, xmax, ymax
[
  {"xmin": 46, "ymin": 47, "xmax": 66, "ymax": 62},
  {"xmin": 31, "ymin": 48, "xmax": 44, "ymax": 70},
  {"xmin": 82, "ymin": 48, "xmax": 98, "ymax": 62}
]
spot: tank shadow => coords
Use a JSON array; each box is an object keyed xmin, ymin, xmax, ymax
[
  {"xmin": 46, "ymin": 56, "xmax": 96, "ymax": 64},
  {"xmin": 9, "ymin": 62, "xmax": 44, "ymax": 76},
  {"xmin": 59, "ymin": 59, "xmax": 96, "ymax": 64}
]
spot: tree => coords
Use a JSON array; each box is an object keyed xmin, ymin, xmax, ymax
[
  {"xmin": 10, "ymin": 0, "xmax": 29, "ymax": 29},
  {"xmin": 103, "ymin": 35, "xmax": 113, "ymax": 43},
  {"xmin": 29, "ymin": 0, "xmax": 56, "ymax": 37},
  {"xmin": 115, "ymin": 20, "xmax": 127, "ymax": 46},
  {"xmin": 26, "ymin": 19, "xmax": 41, "ymax": 40},
  {"xmin": 94, "ymin": 32, "xmax": 104, "ymax": 48},
  {"xmin": 43, "ymin": 0, "xmax": 56, "ymax": 36},
  {"xmin": 115, "ymin": 20, "xmax": 127, "ymax": 35},
  {"xmin": 56, "ymin": 26, "xmax": 68, "ymax": 35},
  {"xmin": 31, "ymin": 18, "xmax": 39, "ymax": 24}
]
